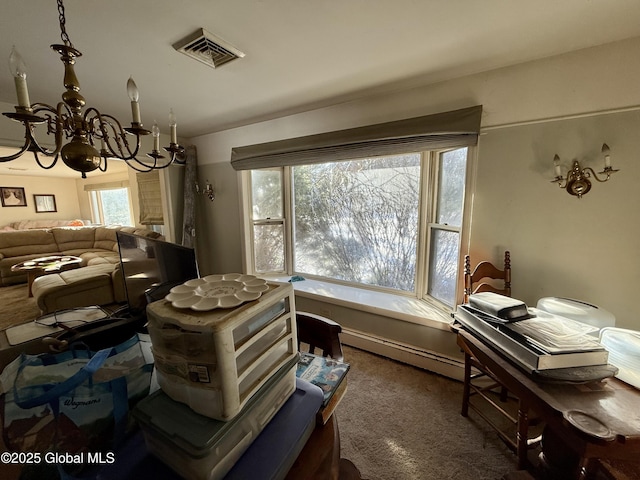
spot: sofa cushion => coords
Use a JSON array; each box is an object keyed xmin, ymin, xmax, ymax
[
  {"xmin": 119, "ymin": 226, "xmax": 164, "ymax": 240},
  {"xmin": 0, "ymin": 230, "xmax": 58, "ymax": 258},
  {"xmin": 51, "ymin": 227, "xmax": 96, "ymax": 251},
  {"xmin": 77, "ymin": 251, "xmax": 121, "ymax": 266},
  {"xmin": 32, "ymin": 264, "xmax": 117, "ymax": 314},
  {"xmin": 93, "ymin": 226, "xmax": 121, "ymax": 251}
]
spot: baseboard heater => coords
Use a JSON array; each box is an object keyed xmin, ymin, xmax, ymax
[{"xmin": 340, "ymin": 328, "xmax": 465, "ymax": 381}]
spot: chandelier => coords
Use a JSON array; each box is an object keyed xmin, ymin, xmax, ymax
[
  {"xmin": 551, "ymin": 143, "xmax": 619, "ymax": 198},
  {"xmin": 1, "ymin": 0, "xmax": 184, "ymax": 178}
]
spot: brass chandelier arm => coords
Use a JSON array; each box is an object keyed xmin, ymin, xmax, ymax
[
  {"xmin": 0, "ymin": 131, "xmax": 32, "ymax": 162},
  {"xmin": 87, "ymin": 109, "xmax": 142, "ymax": 161},
  {"xmin": 31, "ymin": 151, "xmax": 61, "ymax": 170},
  {"xmin": 31, "ymin": 102, "xmax": 67, "ymax": 155},
  {"xmin": 121, "ymin": 146, "xmax": 186, "ymax": 172},
  {"xmin": 0, "ymin": 103, "xmax": 62, "ymax": 168}
]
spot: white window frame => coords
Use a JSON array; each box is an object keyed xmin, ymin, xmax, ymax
[{"xmin": 240, "ymin": 146, "xmax": 476, "ymax": 310}]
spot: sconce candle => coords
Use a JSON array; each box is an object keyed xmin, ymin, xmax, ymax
[
  {"xmin": 550, "ymin": 143, "xmax": 619, "ymax": 198},
  {"xmin": 553, "ymin": 154, "xmax": 562, "ymax": 178},
  {"xmin": 602, "ymin": 143, "xmax": 611, "ymax": 168},
  {"xmin": 196, "ymin": 179, "xmax": 215, "ymax": 201}
]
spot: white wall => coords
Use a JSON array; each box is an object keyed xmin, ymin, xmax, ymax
[{"xmin": 189, "ymin": 36, "xmax": 640, "ymax": 363}]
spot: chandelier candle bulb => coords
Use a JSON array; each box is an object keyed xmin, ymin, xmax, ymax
[
  {"xmin": 169, "ymin": 109, "xmax": 177, "ymax": 144},
  {"xmin": 9, "ymin": 46, "xmax": 30, "ymax": 109},
  {"xmin": 127, "ymin": 76, "xmax": 141, "ymax": 124},
  {"xmin": 152, "ymin": 122, "xmax": 160, "ymax": 151}
]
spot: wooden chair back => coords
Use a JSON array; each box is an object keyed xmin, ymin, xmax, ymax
[
  {"xmin": 463, "ymin": 251, "xmax": 511, "ymax": 303},
  {"xmin": 296, "ymin": 312, "xmax": 344, "ymax": 362}
]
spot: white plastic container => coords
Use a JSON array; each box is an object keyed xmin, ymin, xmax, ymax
[
  {"xmin": 599, "ymin": 327, "xmax": 640, "ymax": 389},
  {"xmin": 536, "ymin": 297, "xmax": 615, "ymax": 335},
  {"xmin": 133, "ymin": 356, "xmax": 298, "ymax": 480},
  {"xmin": 146, "ymin": 281, "xmax": 297, "ymax": 420}
]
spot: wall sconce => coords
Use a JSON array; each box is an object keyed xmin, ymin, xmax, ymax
[
  {"xmin": 196, "ymin": 180, "xmax": 215, "ymax": 201},
  {"xmin": 551, "ymin": 143, "xmax": 619, "ymax": 198}
]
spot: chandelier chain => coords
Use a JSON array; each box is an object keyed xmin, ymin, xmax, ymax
[{"xmin": 57, "ymin": 0, "xmax": 73, "ymax": 48}]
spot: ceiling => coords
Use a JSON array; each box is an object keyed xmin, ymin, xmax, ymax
[{"xmin": 2, "ymin": 0, "xmax": 640, "ymax": 178}]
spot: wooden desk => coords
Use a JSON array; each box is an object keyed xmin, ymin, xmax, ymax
[{"xmin": 457, "ymin": 330, "xmax": 640, "ymax": 480}]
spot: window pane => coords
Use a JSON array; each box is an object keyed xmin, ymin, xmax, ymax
[
  {"xmin": 251, "ymin": 170, "xmax": 282, "ymax": 219},
  {"xmin": 436, "ymin": 148, "xmax": 467, "ymax": 227},
  {"xmin": 99, "ymin": 188, "xmax": 133, "ymax": 226},
  {"xmin": 253, "ymin": 223, "xmax": 285, "ymax": 272},
  {"xmin": 427, "ymin": 228, "xmax": 460, "ymax": 306},
  {"xmin": 293, "ymin": 155, "xmax": 420, "ymax": 292}
]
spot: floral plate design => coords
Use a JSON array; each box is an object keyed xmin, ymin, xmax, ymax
[{"xmin": 165, "ymin": 273, "xmax": 269, "ymax": 311}]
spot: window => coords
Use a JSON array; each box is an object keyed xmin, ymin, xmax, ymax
[
  {"xmin": 87, "ymin": 186, "xmax": 134, "ymax": 226},
  {"xmin": 245, "ymin": 147, "xmax": 471, "ymax": 308}
]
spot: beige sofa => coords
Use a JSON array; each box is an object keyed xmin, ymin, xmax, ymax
[
  {"xmin": 0, "ymin": 225, "xmax": 163, "ymax": 314},
  {"xmin": 32, "ymin": 263, "xmax": 128, "ymax": 315}
]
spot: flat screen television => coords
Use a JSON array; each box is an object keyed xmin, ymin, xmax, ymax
[{"xmin": 116, "ymin": 231, "xmax": 199, "ymax": 317}]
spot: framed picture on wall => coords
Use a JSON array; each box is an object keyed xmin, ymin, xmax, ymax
[
  {"xmin": 34, "ymin": 194, "xmax": 57, "ymax": 213},
  {"xmin": 0, "ymin": 187, "xmax": 27, "ymax": 207}
]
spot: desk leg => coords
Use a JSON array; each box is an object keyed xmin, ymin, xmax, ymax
[{"xmin": 461, "ymin": 352, "xmax": 471, "ymax": 417}]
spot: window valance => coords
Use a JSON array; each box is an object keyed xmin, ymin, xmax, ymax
[{"xmin": 230, "ymin": 105, "xmax": 482, "ymax": 170}]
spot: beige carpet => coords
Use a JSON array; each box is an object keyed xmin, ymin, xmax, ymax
[
  {"xmin": 337, "ymin": 345, "xmax": 518, "ymax": 480},
  {"xmin": 0, "ymin": 283, "xmax": 41, "ymax": 330}
]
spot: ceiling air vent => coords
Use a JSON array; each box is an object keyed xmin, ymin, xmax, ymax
[{"xmin": 173, "ymin": 28, "xmax": 245, "ymax": 69}]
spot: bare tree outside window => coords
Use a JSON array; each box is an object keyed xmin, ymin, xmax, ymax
[{"xmin": 293, "ymin": 155, "xmax": 421, "ymax": 292}]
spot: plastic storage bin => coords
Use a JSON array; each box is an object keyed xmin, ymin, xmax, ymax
[
  {"xmin": 133, "ymin": 355, "xmax": 299, "ymax": 480},
  {"xmin": 146, "ymin": 281, "xmax": 297, "ymax": 420},
  {"xmin": 94, "ymin": 378, "xmax": 324, "ymax": 480},
  {"xmin": 599, "ymin": 327, "xmax": 640, "ymax": 389}
]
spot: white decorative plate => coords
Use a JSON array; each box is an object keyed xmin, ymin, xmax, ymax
[{"xmin": 165, "ymin": 273, "xmax": 269, "ymax": 311}]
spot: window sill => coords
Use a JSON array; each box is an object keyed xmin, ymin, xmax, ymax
[{"xmin": 260, "ymin": 276, "xmax": 454, "ymax": 332}]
